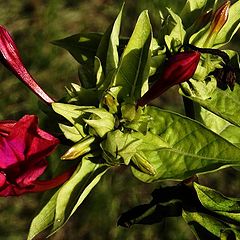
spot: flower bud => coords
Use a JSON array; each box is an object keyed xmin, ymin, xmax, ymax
[
  {"xmin": 61, "ymin": 136, "xmax": 96, "ymax": 160},
  {"xmin": 210, "ymin": 1, "xmax": 230, "ymax": 34},
  {"xmin": 137, "ymin": 51, "xmax": 200, "ymax": 107},
  {"xmin": 0, "ymin": 25, "xmax": 54, "ymax": 104},
  {"xmin": 131, "ymin": 152, "xmax": 156, "ymax": 176}
]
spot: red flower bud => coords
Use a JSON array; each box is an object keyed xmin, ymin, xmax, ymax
[
  {"xmin": 0, "ymin": 25, "xmax": 54, "ymax": 104},
  {"xmin": 0, "ymin": 115, "xmax": 73, "ymax": 196},
  {"xmin": 137, "ymin": 51, "xmax": 200, "ymax": 107}
]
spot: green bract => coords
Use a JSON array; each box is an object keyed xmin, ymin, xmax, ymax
[{"xmin": 28, "ymin": 1, "xmax": 240, "ymax": 239}]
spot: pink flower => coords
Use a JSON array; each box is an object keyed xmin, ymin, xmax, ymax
[
  {"xmin": 137, "ymin": 51, "xmax": 201, "ymax": 107},
  {"xmin": 0, "ymin": 25, "xmax": 54, "ymax": 104},
  {"xmin": 0, "ymin": 115, "xmax": 72, "ymax": 196}
]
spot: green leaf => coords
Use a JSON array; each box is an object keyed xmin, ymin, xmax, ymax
[
  {"xmin": 189, "ymin": 21, "xmax": 211, "ymax": 47},
  {"xmin": 101, "ymin": 130, "xmax": 143, "ymax": 165},
  {"xmin": 28, "ymin": 157, "xmax": 109, "ymax": 239},
  {"xmin": 96, "ymin": 4, "xmax": 123, "ymax": 75},
  {"xmin": 83, "ymin": 108, "xmax": 115, "ymax": 137},
  {"xmin": 52, "ymin": 157, "xmax": 108, "ymax": 233},
  {"xmin": 65, "ymin": 83, "xmax": 99, "ymax": 105},
  {"xmin": 27, "ymin": 191, "xmax": 59, "ymax": 240},
  {"xmin": 194, "ymin": 183, "xmax": 240, "ymax": 223},
  {"xmin": 94, "ymin": 57, "xmax": 105, "ymax": 88},
  {"xmin": 58, "ymin": 123, "xmax": 82, "ymax": 143},
  {"xmin": 194, "ymin": 183, "xmax": 240, "ymax": 212},
  {"xmin": 52, "ymin": 103, "xmax": 95, "ymax": 138},
  {"xmin": 180, "ymin": 0, "xmax": 208, "ymax": 28},
  {"xmin": 196, "ymin": 107, "xmax": 240, "ymax": 147},
  {"xmin": 164, "ymin": 8, "xmax": 186, "ymax": 51},
  {"xmin": 157, "ymin": 0, "xmax": 186, "ymax": 19},
  {"xmin": 182, "ymin": 210, "xmax": 228, "ymax": 239},
  {"xmin": 181, "ymin": 83, "xmax": 240, "ymax": 127},
  {"xmin": 131, "ymin": 106, "xmax": 240, "ymax": 182},
  {"xmin": 52, "ymin": 33, "xmax": 102, "ymax": 64},
  {"xmin": 112, "ymin": 10, "xmax": 152, "ymax": 101}
]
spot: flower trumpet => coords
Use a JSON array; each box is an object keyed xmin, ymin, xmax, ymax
[{"xmin": 0, "ymin": 25, "xmax": 54, "ymax": 104}]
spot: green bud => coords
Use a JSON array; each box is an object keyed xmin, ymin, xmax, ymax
[
  {"xmin": 131, "ymin": 152, "xmax": 156, "ymax": 176},
  {"xmin": 61, "ymin": 136, "xmax": 96, "ymax": 160}
]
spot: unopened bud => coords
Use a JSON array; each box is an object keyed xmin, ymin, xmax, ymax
[
  {"xmin": 210, "ymin": 1, "xmax": 230, "ymax": 34},
  {"xmin": 137, "ymin": 51, "xmax": 200, "ymax": 107},
  {"xmin": 0, "ymin": 25, "xmax": 54, "ymax": 104},
  {"xmin": 131, "ymin": 152, "xmax": 156, "ymax": 176},
  {"xmin": 61, "ymin": 136, "xmax": 95, "ymax": 160}
]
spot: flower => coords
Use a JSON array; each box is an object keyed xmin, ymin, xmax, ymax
[
  {"xmin": 0, "ymin": 25, "xmax": 54, "ymax": 104},
  {"xmin": 137, "ymin": 51, "xmax": 201, "ymax": 107},
  {"xmin": 0, "ymin": 115, "xmax": 72, "ymax": 196}
]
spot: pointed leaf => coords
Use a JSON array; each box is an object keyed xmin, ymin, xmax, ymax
[
  {"xmin": 183, "ymin": 210, "xmax": 228, "ymax": 239},
  {"xmin": 52, "ymin": 157, "xmax": 109, "ymax": 233},
  {"xmin": 58, "ymin": 123, "xmax": 82, "ymax": 142},
  {"xmin": 113, "ymin": 10, "xmax": 152, "ymax": 101},
  {"xmin": 52, "ymin": 33, "xmax": 102, "ymax": 64},
  {"xmin": 180, "ymin": 0, "xmax": 208, "ymax": 28},
  {"xmin": 27, "ymin": 192, "xmax": 59, "ymax": 240},
  {"xmin": 194, "ymin": 183, "xmax": 240, "ymax": 223},
  {"xmin": 52, "ymin": 103, "xmax": 94, "ymax": 137},
  {"xmin": 28, "ymin": 157, "xmax": 109, "ymax": 239},
  {"xmin": 164, "ymin": 8, "xmax": 186, "ymax": 51},
  {"xmin": 96, "ymin": 4, "xmax": 123, "ymax": 75},
  {"xmin": 83, "ymin": 108, "xmax": 115, "ymax": 137}
]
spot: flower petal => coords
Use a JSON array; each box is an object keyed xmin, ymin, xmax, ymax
[
  {"xmin": 0, "ymin": 25, "xmax": 54, "ymax": 104},
  {"xmin": 7, "ymin": 115, "xmax": 59, "ymax": 163}
]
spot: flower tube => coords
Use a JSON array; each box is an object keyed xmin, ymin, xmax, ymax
[
  {"xmin": 0, "ymin": 25, "xmax": 54, "ymax": 104},
  {"xmin": 137, "ymin": 51, "xmax": 201, "ymax": 107},
  {"xmin": 0, "ymin": 115, "xmax": 72, "ymax": 196}
]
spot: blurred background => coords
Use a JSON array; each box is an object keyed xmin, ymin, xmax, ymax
[{"xmin": 0, "ymin": 0, "xmax": 239, "ymax": 239}]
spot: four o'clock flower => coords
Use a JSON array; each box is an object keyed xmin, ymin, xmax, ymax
[
  {"xmin": 0, "ymin": 115, "xmax": 73, "ymax": 196},
  {"xmin": 137, "ymin": 51, "xmax": 201, "ymax": 107},
  {"xmin": 0, "ymin": 25, "xmax": 54, "ymax": 104}
]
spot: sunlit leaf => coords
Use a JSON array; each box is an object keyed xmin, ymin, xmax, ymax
[
  {"xmin": 28, "ymin": 157, "xmax": 109, "ymax": 239},
  {"xmin": 182, "ymin": 83, "xmax": 240, "ymax": 127},
  {"xmin": 132, "ymin": 106, "xmax": 240, "ymax": 182},
  {"xmin": 112, "ymin": 10, "xmax": 152, "ymax": 101}
]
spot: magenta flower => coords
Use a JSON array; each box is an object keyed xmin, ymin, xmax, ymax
[
  {"xmin": 0, "ymin": 25, "xmax": 54, "ymax": 104},
  {"xmin": 0, "ymin": 115, "xmax": 72, "ymax": 196},
  {"xmin": 137, "ymin": 51, "xmax": 201, "ymax": 107}
]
